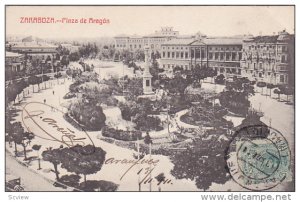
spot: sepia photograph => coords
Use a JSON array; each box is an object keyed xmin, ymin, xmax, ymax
[{"xmin": 4, "ymin": 5, "xmax": 295, "ymax": 193}]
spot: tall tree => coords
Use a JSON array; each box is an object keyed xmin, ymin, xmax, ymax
[
  {"xmin": 10, "ymin": 122, "xmax": 24, "ymax": 157},
  {"xmin": 60, "ymin": 145, "xmax": 106, "ymax": 185},
  {"xmin": 42, "ymin": 148, "xmax": 63, "ymax": 180},
  {"xmin": 171, "ymin": 137, "xmax": 230, "ymax": 191}
]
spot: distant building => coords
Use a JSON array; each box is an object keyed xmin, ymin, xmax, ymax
[
  {"xmin": 114, "ymin": 27, "xmax": 178, "ymax": 53},
  {"xmin": 241, "ymin": 30, "xmax": 294, "ymax": 85},
  {"xmin": 6, "ymin": 36, "xmax": 60, "ymax": 73},
  {"xmin": 116, "ymin": 28, "xmax": 294, "ymax": 85},
  {"xmin": 9, "ymin": 41, "xmax": 58, "ymax": 54},
  {"xmin": 160, "ymin": 37, "xmax": 194, "ymax": 70},
  {"xmin": 60, "ymin": 43, "xmax": 80, "ymax": 53},
  {"xmin": 5, "ymin": 51, "xmax": 24, "ymax": 72}
]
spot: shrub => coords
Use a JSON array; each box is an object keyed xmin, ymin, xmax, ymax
[
  {"xmin": 215, "ymin": 74, "xmax": 225, "ymax": 85},
  {"xmin": 78, "ymin": 180, "xmax": 119, "ymax": 192},
  {"xmin": 68, "ymin": 100, "xmax": 106, "ymax": 131},
  {"xmin": 63, "ymin": 92, "xmax": 76, "ymax": 99},
  {"xmin": 102, "ymin": 126, "xmax": 142, "ymax": 141},
  {"xmin": 219, "ymin": 91, "xmax": 250, "ymax": 115}
]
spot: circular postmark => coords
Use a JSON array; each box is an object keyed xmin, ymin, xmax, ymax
[{"xmin": 226, "ymin": 124, "xmax": 291, "ymax": 191}]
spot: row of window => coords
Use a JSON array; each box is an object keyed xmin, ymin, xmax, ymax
[
  {"xmin": 162, "ymin": 51, "xmax": 189, "ymax": 59},
  {"xmin": 207, "ymin": 46, "xmax": 241, "ymax": 51},
  {"xmin": 244, "ymin": 70, "xmax": 286, "ymax": 83},
  {"xmin": 130, "ymin": 44, "xmax": 142, "ymax": 49},
  {"xmin": 161, "ymin": 51, "xmax": 243, "ymax": 61},
  {"xmin": 162, "ymin": 46, "xmax": 189, "ymax": 50},
  {"xmin": 162, "ymin": 64, "xmax": 189, "ymax": 69},
  {"xmin": 248, "ymin": 44, "xmax": 288, "ymax": 52}
]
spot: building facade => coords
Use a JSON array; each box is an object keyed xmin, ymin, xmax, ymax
[
  {"xmin": 6, "ymin": 51, "xmax": 24, "ymax": 72},
  {"xmin": 114, "ymin": 27, "xmax": 178, "ymax": 52},
  {"xmin": 115, "ymin": 28, "xmax": 294, "ymax": 85},
  {"xmin": 240, "ymin": 30, "xmax": 294, "ymax": 85},
  {"xmin": 160, "ymin": 34, "xmax": 243, "ymax": 78},
  {"xmin": 6, "ymin": 38, "xmax": 60, "ymax": 74}
]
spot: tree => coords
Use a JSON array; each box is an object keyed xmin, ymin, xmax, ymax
[
  {"xmin": 171, "ymin": 137, "xmax": 230, "ymax": 191},
  {"xmin": 279, "ymin": 85, "xmax": 294, "ymax": 103},
  {"xmin": 10, "ymin": 122, "xmax": 24, "ymax": 157},
  {"xmin": 17, "ymin": 79, "xmax": 28, "ymax": 98},
  {"xmin": 173, "ymin": 66, "xmax": 184, "ymax": 74},
  {"xmin": 273, "ymin": 88, "xmax": 281, "ymax": 100},
  {"xmin": 257, "ymin": 81, "xmax": 267, "ymax": 94},
  {"xmin": 155, "ymin": 173, "xmax": 166, "ymax": 191},
  {"xmin": 56, "ymin": 45, "xmax": 70, "ymax": 56},
  {"xmin": 266, "ymin": 83, "xmax": 275, "ymax": 97},
  {"xmin": 192, "ymin": 65, "xmax": 210, "ymax": 84},
  {"xmin": 32, "ymin": 144, "xmax": 42, "ymax": 169},
  {"xmin": 6, "ymin": 84, "xmax": 18, "ymax": 103},
  {"xmin": 28, "ymin": 75, "xmax": 39, "ymax": 93},
  {"xmin": 68, "ymin": 99, "xmax": 106, "ymax": 130},
  {"xmin": 19, "ymin": 132, "xmax": 34, "ymax": 160},
  {"xmin": 42, "ymin": 148, "xmax": 63, "ymax": 180},
  {"xmin": 215, "ymin": 74, "xmax": 225, "ymax": 85},
  {"xmin": 149, "ymin": 59, "xmax": 160, "ymax": 81},
  {"xmin": 69, "ymin": 52, "xmax": 80, "ymax": 62},
  {"xmin": 60, "ymin": 145, "xmax": 106, "ymax": 185},
  {"xmin": 165, "ymin": 75, "xmax": 189, "ymax": 96},
  {"xmin": 134, "ymin": 114, "xmax": 162, "ymax": 131},
  {"xmin": 42, "ymin": 75, "xmax": 50, "ymax": 89},
  {"xmin": 144, "ymin": 132, "xmax": 153, "ymax": 191},
  {"xmin": 125, "ymin": 77, "xmax": 143, "ymax": 98},
  {"xmin": 219, "ymin": 77, "xmax": 254, "ymax": 116},
  {"xmin": 10, "ymin": 122, "xmax": 34, "ymax": 160}
]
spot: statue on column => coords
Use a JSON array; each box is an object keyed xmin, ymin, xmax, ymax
[{"xmin": 143, "ymin": 46, "xmax": 154, "ymax": 95}]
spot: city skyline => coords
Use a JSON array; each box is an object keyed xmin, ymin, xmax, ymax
[{"xmin": 6, "ymin": 6, "xmax": 294, "ymax": 39}]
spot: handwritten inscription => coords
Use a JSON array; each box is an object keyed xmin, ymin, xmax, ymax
[
  {"xmin": 21, "ymin": 102, "xmax": 95, "ymax": 154},
  {"xmin": 105, "ymin": 157, "xmax": 172, "ymax": 185}
]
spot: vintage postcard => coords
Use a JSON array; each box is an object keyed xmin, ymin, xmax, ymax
[{"xmin": 5, "ymin": 5, "xmax": 295, "ymax": 192}]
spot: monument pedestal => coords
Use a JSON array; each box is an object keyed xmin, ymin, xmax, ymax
[{"xmin": 142, "ymin": 46, "xmax": 154, "ymax": 95}]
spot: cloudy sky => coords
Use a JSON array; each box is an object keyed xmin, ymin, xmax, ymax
[{"xmin": 6, "ymin": 6, "xmax": 294, "ymax": 39}]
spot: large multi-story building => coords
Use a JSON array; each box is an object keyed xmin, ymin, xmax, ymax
[
  {"xmin": 114, "ymin": 27, "xmax": 178, "ymax": 52},
  {"xmin": 160, "ymin": 33, "xmax": 244, "ymax": 78},
  {"xmin": 240, "ymin": 30, "xmax": 294, "ymax": 85},
  {"xmin": 116, "ymin": 28, "xmax": 294, "ymax": 85}
]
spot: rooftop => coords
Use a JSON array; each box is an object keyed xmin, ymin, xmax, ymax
[
  {"xmin": 6, "ymin": 51, "xmax": 23, "ymax": 58},
  {"xmin": 200, "ymin": 37, "xmax": 243, "ymax": 45},
  {"xmin": 244, "ymin": 30, "xmax": 294, "ymax": 43},
  {"xmin": 162, "ymin": 38, "xmax": 195, "ymax": 45},
  {"xmin": 10, "ymin": 42, "xmax": 58, "ymax": 48}
]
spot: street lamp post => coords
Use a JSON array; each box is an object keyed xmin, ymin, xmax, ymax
[
  {"xmin": 167, "ymin": 105, "xmax": 170, "ymax": 137},
  {"xmin": 122, "ymin": 59, "xmax": 125, "ymax": 96},
  {"xmin": 136, "ymin": 137, "xmax": 141, "ymax": 192},
  {"xmin": 37, "ymin": 158, "xmax": 41, "ymax": 170},
  {"xmin": 41, "ymin": 63, "xmax": 44, "ymax": 90}
]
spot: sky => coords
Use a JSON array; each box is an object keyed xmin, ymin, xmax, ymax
[{"xmin": 6, "ymin": 6, "xmax": 295, "ymax": 39}]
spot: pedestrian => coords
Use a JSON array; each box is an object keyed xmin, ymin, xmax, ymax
[
  {"xmin": 44, "ymin": 99, "xmax": 46, "ymax": 104},
  {"xmin": 53, "ymin": 90, "xmax": 55, "ymax": 95}
]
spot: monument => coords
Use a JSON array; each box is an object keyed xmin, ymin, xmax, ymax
[{"xmin": 143, "ymin": 46, "xmax": 154, "ymax": 95}]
